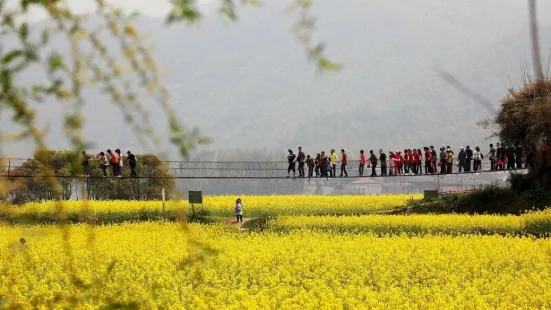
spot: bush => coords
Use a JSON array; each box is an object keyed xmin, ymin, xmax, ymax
[{"xmin": 407, "ymin": 185, "xmax": 551, "ymax": 215}]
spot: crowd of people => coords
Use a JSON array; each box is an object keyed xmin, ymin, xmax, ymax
[
  {"xmin": 287, "ymin": 143, "xmax": 538, "ymax": 179},
  {"xmin": 80, "ymin": 149, "xmax": 138, "ymax": 177}
]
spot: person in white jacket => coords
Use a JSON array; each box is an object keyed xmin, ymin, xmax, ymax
[{"xmin": 235, "ymin": 198, "xmax": 244, "ymax": 224}]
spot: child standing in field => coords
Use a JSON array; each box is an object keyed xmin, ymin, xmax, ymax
[{"xmin": 235, "ymin": 198, "xmax": 244, "ymax": 224}]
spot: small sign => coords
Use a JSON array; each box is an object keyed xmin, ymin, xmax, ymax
[{"xmin": 189, "ymin": 191, "xmax": 203, "ymax": 204}]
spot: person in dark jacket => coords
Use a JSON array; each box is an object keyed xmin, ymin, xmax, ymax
[
  {"xmin": 439, "ymin": 147, "xmax": 447, "ymax": 174},
  {"xmin": 430, "ymin": 146, "xmax": 437, "ymax": 174},
  {"xmin": 306, "ymin": 155, "xmax": 315, "ymax": 180},
  {"xmin": 369, "ymin": 150, "xmax": 378, "ymax": 177},
  {"xmin": 515, "ymin": 144, "xmax": 523, "ymax": 169},
  {"xmin": 487, "ymin": 144, "xmax": 496, "ymax": 171},
  {"xmin": 126, "ymin": 150, "xmax": 138, "ymax": 177},
  {"xmin": 320, "ymin": 151, "xmax": 327, "ymax": 177},
  {"xmin": 457, "ymin": 147, "xmax": 466, "ymax": 173},
  {"xmin": 379, "ymin": 150, "xmax": 387, "ymax": 176},
  {"xmin": 297, "ymin": 146, "xmax": 306, "ymax": 177},
  {"xmin": 506, "ymin": 145, "xmax": 515, "ymax": 170},
  {"xmin": 465, "ymin": 146, "xmax": 473, "ymax": 172},
  {"xmin": 287, "ymin": 149, "xmax": 296, "ymax": 178}
]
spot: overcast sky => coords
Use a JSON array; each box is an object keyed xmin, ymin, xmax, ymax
[
  {"xmin": 17, "ymin": 0, "xmax": 551, "ymax": 25},
  {"xmin": 18, "ymin": 0, "xmax": 217, "ymax": 22}
]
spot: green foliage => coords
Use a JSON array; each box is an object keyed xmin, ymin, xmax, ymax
[
  {"xmin": 407, "ymin": 185, "xmax": 551, "ymax": 215},
  {"xmin": 7, "ymin": 150, "xmax": 175, "ymax": 203}
]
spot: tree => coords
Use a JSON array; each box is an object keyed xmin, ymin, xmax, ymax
[
  {"xmin": 484, "ymin": 0, "xmax": 551, "ymax": 190},
  {"xmin": 7, "ymin": 150, "xmax": 174, "ymax": 202}
]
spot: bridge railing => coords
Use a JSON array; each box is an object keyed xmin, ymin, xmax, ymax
[{"xmin": 0, "ymin": 157, "xmax": 531, "ymax": 179}]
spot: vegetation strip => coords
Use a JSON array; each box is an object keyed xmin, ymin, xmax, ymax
[{"xmin": 0, "ymin": 195, "xmax": 420, "ymax": 224}]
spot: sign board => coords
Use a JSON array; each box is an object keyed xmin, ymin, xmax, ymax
[
  {"xmin": 189, "ymin": 191, "xmax": 203, "ymax": 204},
  {"xmin": 424, "ymin": 190, "xmax": 439, "ymax": 200}
]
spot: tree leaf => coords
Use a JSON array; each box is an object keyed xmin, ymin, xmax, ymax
[
  {"xmin": 19, "ymin": 23, "xmax": 29, "ymax": 40},
  {"xmin": 41, "ymin": 29, "xmax": 49, "ymax": 46},
  {"xmin": 1, "ymin": 50, "xmax": 23, "ymax": 64},
  {"xmin": 47, "ymin": 53, "xmax": 63, "ymax": 73},
  {"xmin": 166, "ymin": 0, "xmax": 201, "ymax": 24}
]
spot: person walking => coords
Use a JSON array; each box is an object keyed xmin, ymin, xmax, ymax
[
  {"xmin": 339, "ymin": 149, "xmax": 348, "ymax": 177},
  {"xmin": 369, "ymin": 150, "xmax": 378, "ymax": 177},
  {"xmin": 81, "ymin": 151, "xmax": 91, "ymax": 177},
  {"xmin": 424, "ymin": 147, "xmax": 432, "ymax": 174},
  {"xmin": 506, "ymin": 145, "xmax": 515, "ymax": 170},
  {"xmin": 446, "ymin": 149, "xmax": 454, "ymax": 174},
  {"xmin": 116, "ymin": 149, "xmax": 124, "ymax": 176},
  {"xmin": 473, "ymin": 146, "xmax": 482, "ymax": 172},
  {"xmin": 98, "ymin": 152, "xmax": 109, "ymax": 177},
  {"xmin": 235, "ymin": 198, "xmax": 244, "ymax": 224},
  {"xmin": 413, "ymin": 149, "xmax": 420, "ymax": 175},
  {"xmin": 314, "ymin": 153, "xmax": 321, "ymax": 177},
  {"xmin": 430, "ymin": 146, "xmax": 437, "ymax": 174},
  {"xmin": 320, "ymin": 151, "xmax": 327, "ymax": 177},
  {"xmin": 487, "ymin": 144, "xmax": 496, "ymax": 171},
  {"xmin": 107, "ymin": 149, "xmax": 120, "ymax": 177},
  {"xmin": 439, "ymin": 147, "xmax": 447, "ymax": 174},
  {"xmin": 389, "ymin": 152, "xmax": 396, "ymax": 176},
  {"xmin": 329, "ymin": 149, "xmax": 338, "ymax": 177},
  {"xmin": 457, "ymin": 147, "xmax": 466, "ymax": 173},
  {"xmin": 126, "ymin": 151, "xmax": 138, "ymax": 177},
  {"xmin": 497, "ymin": 143, "xmax": 506, "ymax": 170},
  {"xmin": 465, "ymin": 146, "xmax": 473, "ymax": 172},
  {"xmin": 306, "ymin": 155, "xmax": 315, "ymax": 180},
  {"xmin": 515, "ymin": 144, "xmax": 523, "ymax": 169},
  {"xmin": 297, "ymin": 146, "xmax": 306, "ymax": 177},
  {"xmin": 287, "ymin": 149, "xmax": 296, "ymax": 178},
  {"xmin": 359, "ymin": 150, "xmax": 366, "ymax": 176},
  {"xmin": 379, "ymin": 150, "xmax": 387, "ymax": 176}
]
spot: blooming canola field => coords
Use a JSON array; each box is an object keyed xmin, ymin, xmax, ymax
[
  {"xmin": 2, "ymin": 195, "xmax": 551, "ymax": 309},
  {"xmin": 2, "ymin": 223, "xmax": 551, "ymax": 309},
  {"xmin": 0, "ymin": 194, "xmax": 422, "ymax": 220}
]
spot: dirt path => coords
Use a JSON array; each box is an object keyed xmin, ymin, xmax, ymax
[{"xmin": 225, "ymin": 217, "xmax": 254, "ymax": 230}]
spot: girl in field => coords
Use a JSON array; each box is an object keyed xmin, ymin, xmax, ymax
[{"xmin": 235, "ymin": 198, "xmax": 244, "ymax": 224}]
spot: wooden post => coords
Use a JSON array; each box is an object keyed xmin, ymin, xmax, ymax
[
  {"xmin": 7, "ymin": 158, "xmax": 11, "ymax": 180},
  {"xmin": 162, "ymin": 188, "xmax": 165, "ymax": 212}
]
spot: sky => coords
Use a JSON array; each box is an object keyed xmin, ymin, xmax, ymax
[
  {"xmin": 17, "ymin": 0, "xmax": 217, "ymax": 22},
  {"xmin": 17, "ymin": 0, "xmax": 551, "ymax": 25},
  {"xmin": 3, "ymin": 0, "xmax": 551, "ymax": 158}
]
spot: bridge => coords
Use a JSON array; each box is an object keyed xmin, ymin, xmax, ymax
[{"xmin": 0, "ymin": 158, "xmax": 530, "ymax": 179}]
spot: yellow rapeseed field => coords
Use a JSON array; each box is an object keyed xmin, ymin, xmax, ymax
[
  {"xmin": 0, "ymin": 194, "xmax": 421, "ymax": 219},
  {"xmin": 1, "ymin": 223, "xmax": 551, "ymax": 308},
  {"xmin": 272, "ymin": 214, "xmax": 525, "ymax": 235}
]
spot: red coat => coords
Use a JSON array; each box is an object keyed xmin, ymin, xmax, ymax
[
  {"xmin": 405, "ymin": 152, "xmax": 413, "ymax": 164},
  {"xmin": 413, "ymin": 152, "xmax": 420, "ymax": 164},
  {"xmin": 424, "ymin": 150, "xmax": 432, "ymax": 161}
]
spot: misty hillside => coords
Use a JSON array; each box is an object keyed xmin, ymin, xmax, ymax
[{"xmin": 2, "ymin": 0, "xmax": 550, "ymax": 159}]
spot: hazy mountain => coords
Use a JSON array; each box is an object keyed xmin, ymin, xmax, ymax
[{"xmin": 2, "ymin": 0, "xmax": 551, "ymax": 159}]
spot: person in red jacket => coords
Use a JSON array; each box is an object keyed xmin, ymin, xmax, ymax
[
  {"xmin": 404, "ymin": 150, "xmax": 412, "ymax": 175},
  {"xmin": 359, "ymin": 150, "xmax": 366, "ymax": 176},
  {"xmin": 340, "ymin": 149, "xmax": 348, "ymax": 177},
  {"xmin": 424, "ymin": 147, "xmax": 432, "ymax": 174},
  {"xmin": 412, "ymin": 149, "xmax": 420, "ymax": 175}
]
